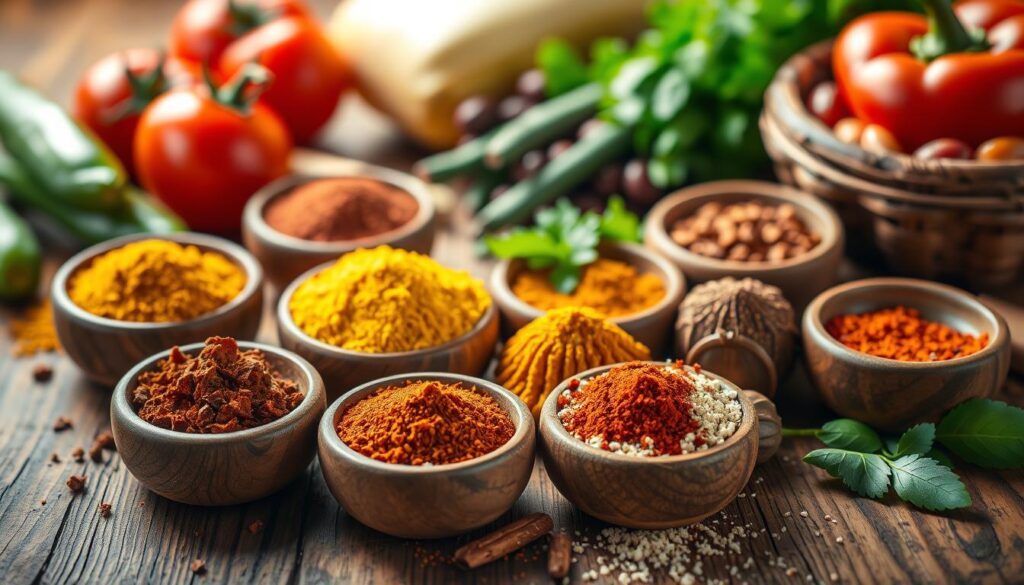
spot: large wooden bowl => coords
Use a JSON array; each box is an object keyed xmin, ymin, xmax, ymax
[
  {"xmin": 318, "ymin": 373, "xmax": 535, "ymax": 539},
  {"xmin": 242, "ymin": 167, "xmax": 436, "ymax": 291},
  {"xmin": 803, "ymin": 278, "xmax": 1011, "ymax": 432},
  {"xmin": 539, "ymin": 362, "xmax": 781, "ymax": 529},
  {"xmin": 51, "ymin": 233, "xmax": 264, "ymax": 387},
  {"xmin": 644, "ymin": 180, "xmax": 844, "ymax": 312},
  {"xmin": 489, "ymin": 242, "xmax": 686, "ymax": 354},
  {"xmin": 110, "ymin": 341, "xmax": 326, "ymax": 506},
  {"xmin": 277, "ymin": 262, "xmax": 499, "ymax": 400}
]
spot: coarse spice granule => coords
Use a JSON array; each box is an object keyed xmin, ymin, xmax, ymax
[
  {"xmin": 511, "ymin": 258, "xmax": 665, "ymax": 318},
  {"xmin": 338, "ymin": 380, "xmax": 514, "ymax": 466},
  {"xmin": 825, "ymin": 305, "xmax": 989, "ymax": 362},
  {"xmin": 557, "ymin": 362, "xmax": 741, "ymax": 456},
  {"xmin": 9, "ymin": 299, "xmax": 60, "ymax": 356}
]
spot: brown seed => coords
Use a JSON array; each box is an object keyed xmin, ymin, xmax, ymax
[
  {"xmin": 50, "ymin": 452, "xmax": 61, "ymax": 464},
  {"xmin": 66, "ymin": 474, "xmax": 86, "ymax": 494},
  {"xmin": 761, "ymin": 223, "xmax": 782, "ymax": 244},
  {"xmin": 717, "ymin": 226, "xmax": 737, "ymax": 248},
  {"xmin": 32, "ymin": 363, "xmax": 53, "ymax": 382},
  {"xmin": 737, "ymin": 221, "xmax": 755, "ymax": 243},
  {"xmin": 71, "ymin": 447, "xmax": 85, "ymax": 463},
  {"xmin": 190, "ymin": 559, "xmax": 206, "ymax": 575},
  {"xmin": 53, "ymin": 416, "xmax": 72, "ymax": 432},
  {"xmin": 88, "ymin": 443, "xmax": 104, "ymax": 463},
  {"xmin": 99, "ymin": 503, "xmax": 112, "ymax": 518},
  {"xmin": 670, "ymin": 228, "xmax": 696, "ymax": 247},
  {"xmin": 767, "ymin": 243, "xmax": 789, "ymax": 262}
]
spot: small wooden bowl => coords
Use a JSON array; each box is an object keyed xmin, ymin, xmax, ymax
[
  {"xmin": 318, "ymin": 373, "xmax": 535, "ymax": 538},
  {"xmin": 51, "ymin": 233, "xmax": 264, "ymax": 387},
  {"xmin": 539, "ymin": 362, "xmax": 781, "ymax": 529},
  {"xmin": 489, "ymin": 242, "xmax": 685, "ymax": 354},
  {"xmin": 242, "ymin": 168, "xmax": 436, "ymax": 290},
  {"xmin": 277, "ymin": 263, "xmax": 499, "ymax": 400},
  {"xmin": 110, "ymin": 341, "xmax": 326, "ymax": 506},
  {"xmin": 644, "ymin": 180, "xmax": 844, "ymax": 311},
  {"xmin": 803, "ymin": 278, "xmax": 1011, "ymax": 432}
]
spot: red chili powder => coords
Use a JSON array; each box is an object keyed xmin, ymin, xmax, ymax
[
  {"xmin": 558, "ymin": 362, "xmax": 702, "ymax": 455},
  {"xmin": 264, "ymin": 177, "xmax": 418, "ymax": 242},
  {"xmin": 131, "ymin": 337, "xmax": 304, "ymax": 433}
]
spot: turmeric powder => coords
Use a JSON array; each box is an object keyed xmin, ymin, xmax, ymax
[
  {"xmin": 496, "ymin": 307, "xmax": 650, "ymax": 417},
  {"xmin": 825, "ymin": 305, "xmax": 989, "ymax": 362},
  {"xmin": 289, "ymin": 246, "xmax": 491, "ymax": 353},
  {"xmin": 68, "ymin": 239, "xmax": 246, "ymax": 323},
  {"xmin": 511, "ymin": 258, "xmax": 665, "ymax": 317},
  {"xmin": 10, "ymin": 299, "xmax": 60, "ymax": 356}
]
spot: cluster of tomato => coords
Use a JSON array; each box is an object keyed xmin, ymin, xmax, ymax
[{"xmin": 73, "ymin": 0, "xmax": 350, "ymax": 233}]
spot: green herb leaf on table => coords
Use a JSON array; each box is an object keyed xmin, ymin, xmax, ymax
[
  {"xmin": 598, "ymin": 196, "xmax": 641, "ymax": 243},
  {"xmin": 936, "ymin": 399, "xmax": 1024, "ymax": 469},
  {"xmin": 817, "ymin": 419, "xmax": 883, "ymax": 453},
  {"xmin": 888, "ymin": 455, "xmax": 971, "ymax": 511},
  {"xmin": 803, "ymin": 449, "xmax": 890, "ymax": 499},
  {"xmin": 892, "ymin": 423, "xmax": 936, "ymax": 458}
]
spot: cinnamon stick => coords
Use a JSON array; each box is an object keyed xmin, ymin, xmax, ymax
[
  {"xmin": 454, "ymin": 513, "xmax": 553, "ymax": 569},
  {"xmin": 547, "ymin": 532, "xmax": 572, "ymax": 579}
]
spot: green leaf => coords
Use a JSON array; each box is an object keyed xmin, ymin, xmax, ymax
[
  {"xmin": 889, "ymin": 455, "xmax": 971, "ymax": 511},
  {"xmin": 537, "ymin": 39, "xmax": 590, "ymax": 97},
  {"xmin": 926, "ymin": 448, "xmax": 954, "ymax": 469},
  {"xmin": 817, "ymin": 419, "xmax": 884, "ymax": 453},
  {"xmin": 599, "ymin": 196, "xmax": 641, "ymax": 243},
  {"xmin": 651, "ymin": 68, "xmax": 690, "ymax": 122},
  {"xmin": 550, "ymin": 263, "xmax": 581, "ymax": 294},
  {"xmin": 484, "ymin": 230, "xmax": 560, "ymax": 260},
  {"xmin": 936, "ymin": 399, "xmax": 1024, "ymax": 469},
  {"xmin": 804, "ymin": 448, "xmax": 890, "ymax": 498},
  {"xmin": 893, "ymin": 423, "xmax": 935, "ymax": 458},
  {"xmin": 647, "ymin": 157, "xmax": 687, "ymax": 189},
  {"xmin": 609, "ymin": 57, "xmax": 660, "ymax": 100}
]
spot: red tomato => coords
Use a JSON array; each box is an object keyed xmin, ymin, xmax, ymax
[
  {"xmin": 133, "ymin": 72, "xmax": 291, "ymax": 234},
  {"xmin": 73, "ymin": 48, "xmax": 203, "ymax": 176},
  {"xmin": 219, "ymin": 16, "xmax": 351, "ymax": 142},
  {"xmin": 169, "ymin": 0, "xmax": 310, "ymax": 65}
]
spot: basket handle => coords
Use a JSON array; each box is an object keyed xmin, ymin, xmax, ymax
[{"xmin": 743, "ymin": 390, "xmax": 782, "ymax": 464}]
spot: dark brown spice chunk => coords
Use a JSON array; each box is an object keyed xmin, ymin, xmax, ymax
[
  {"xmin": 53, "ymin": 416, "xmax": 72, "ymax": 432},
  {"xmin": 50, "ymin": 452, "xmax": 61, "ymax": 463},
  {"xmin": 32, "ymin": 363, "xmax": 53, "ymax": 382},
  {"xmin": 88, "ymin": 430, "xmax": 117, "ymax": 462},
  {"xmin": 248, "ymin": 520, "xmax": 264, "ymax": 534},
  {"xmin": 190, "ymin": 559, "xmax": 206, "ymax": 574},
  {"xmin": 66, "ymin": 474, "xmax": 86, "ymax": 493},
  {"xmin": 131, "ymin": 337, "xmax": 304, "ymax": 434},
  {"xmin": 71, "ymin": 447, "xmax": 85, "ymax": 462},
  {"xmin": 88, "ymin": 443, "xmax": 104, "ymax": 463},
  {"xmin": 41, "ymin": 499, "xmax": 46, "ymax": 505},
  {"xmin": 99, "ymin": 502, "xmax": 112, "ymax": 518}
]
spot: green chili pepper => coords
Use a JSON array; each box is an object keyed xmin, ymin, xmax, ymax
[{"xmin": 0, "ymin": 199, "xmax": 41, "ymax": 301}]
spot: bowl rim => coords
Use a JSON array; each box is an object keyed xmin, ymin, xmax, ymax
[
  {"xmin": 243, "ymin": 168, "xmax": 436, "ymax": 253},
  {"xmin": 319, "ymin": 372, "xmax": 534, "ymax": 473},
  {"xmin": 540, "ymin": 360, "xmax": 755, "ymax": 464},
  {"xmin": 490, "ymin": 241, "xmax": 686, "ymax": 326},
  {"xmin": 112, "ymin": 340, "xmax": 325, "ymax": 444},
  {"xmin": 803, "ymin": 277, "xmax": 1009, "ymax": 370},
  {"xmin": 51, "ymin": 232, "xmax": 263, "ymax": 331},
  {"xmin": 277, "ymin": 259, "xmax": 497, "ymax": 359},
  {"xmin": 644, "ymin": 179, "xmax": 843, "ymax": 272}
]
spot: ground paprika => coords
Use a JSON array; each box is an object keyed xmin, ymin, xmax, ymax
[{"xmin": 825, "ymin": 305, "xmax": 989, "ymax": 362}]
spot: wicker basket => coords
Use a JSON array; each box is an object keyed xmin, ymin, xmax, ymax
[{"xmin": 760, "ymin": 40, "xmax": 1024, "ymax": 289}]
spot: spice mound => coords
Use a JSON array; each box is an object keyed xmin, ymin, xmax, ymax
[
  {"xmin": 68, "ymin": 239, "xmax": 246, "ymax": 323},
  {"xmin": 496, "ymin": 307, "xmax": 651, "ymax": 417},
  {"xmin": 557, "ymin": 362, "xmax": 741, "ymax": 457},
  {"xmin": 670, "ymin": 200, "xmax": 820, "ymax": 262},
  {"xmin": 264, "ymin": 177, "xmax": 419, "ymax": 242},
  {"xmin": 338, "ymin": 380, "xmax": 515, "ymax": 465},
  {"xmin": 511, "ymin": 258, "xmax": 665, "ymax": 317},
  {"xmin": 10, "ymin": 299, "xmax": 61, "ymax": 356},
  {"xmin": 289, "ymin": 246, "xmax": 491, "ymax": 353},
  {"xmin": 131, "ymin": 337, "xmax": 304, "ymax": 433},
  {"xmin": 826, "ymin": 306, "xmax": 989, "ymax": 362}
]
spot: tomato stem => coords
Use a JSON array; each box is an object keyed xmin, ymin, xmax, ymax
[
  {"xmin": 208, "ymin": 63, "xmax": 272, "ymax": 115},
  {"xmin": 911, "ymin": 0, "xmax": 989, "ymax": 61},
  {"xmin": 227, "ymin": 0, "xmax": 277, "ymax": 36}
]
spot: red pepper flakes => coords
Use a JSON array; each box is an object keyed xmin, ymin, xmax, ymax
[
  {"xmin": 99, "ymin": 502, "xmax": 112, "ymax": 518},
  {"xmin": 826, "ymin": 306, "xmax": 989, "ymax": 362},
  {"xmin": 190, "ymin": 559, "xmax": 206, "ymax": 575},
  {"xmin": 131, "ymin": 337, "xmax": 304, "ymax": 434},
  {"xmin": 66, "ymin": 474, "xmax": 86, "ymax": 493}
]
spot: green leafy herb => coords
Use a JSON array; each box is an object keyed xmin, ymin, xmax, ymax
[
  {"xmin": 888, "ymin": 455, "xmax": 971, "ymax": 511},
  {"xmin": 803, "ymin": 449, "xmax": 890, "ymax": 498},
  {"xmin": 936, "ymin": 399, "xmax": 1024, "ymax": 469},
  {"xmin": 536, "ymin": 40, "xmax": 590, "ymax": 98},
  {"xmin": 484, "ymin": 197, "xmax": 640, "ymax": 293},
  {"xmin": 892, "ymin": 423, "xmax": 935, "ymax": 458},
  {"xmin": 817, "ymin": 419, "xmax": 883, "ymax": 453}
]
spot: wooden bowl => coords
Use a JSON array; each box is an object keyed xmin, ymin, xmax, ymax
[
  {"xmin": 277, "ymin": 263, "xmax": 499, "ymax": 400},
  {"xmin": 644, "ymin": 180, "xmax": 844, "ymax": 311},
  {"xmin": 802, "ymin": 278, "xmax": 1012, "ymax": 432},
  {"xmin": 110, "ymin": 341, "xmax": 326, "ymax": 506},
  {"xmin": 489, "ymin": 242, "xmax": 685, "ymax": 354},
  {"xmin": 539, "ymin": 362, "xmax": 781, "ymax": 529},
  {"xmin": 51, "ymin": 233, "xmax": 264, "ymax": 387},
  {"xmin": 242, "ymin": 168, "xmax": 436, "ymax": 290},
  {"xmin": 318, "ymin": 373, "xmax": 535, "ymax": 539}
]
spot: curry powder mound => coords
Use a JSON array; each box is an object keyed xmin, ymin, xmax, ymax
[
  {"xmin": 68, "ymin": 239, "xmax": 246, "ymax": 323},
  {"xmin": 511, "ymin": 258, "xmax": 665, "ymax": 318},
  {"xmin": 10, "ymin": 299, "xmax": 60, "ymax": 356},
  {"xmin": 289, "ymin": 246, "xmax": 491, "ymax": 353},
  {"xmin": 496, "ymin": 307, "xmax": 650, "ymax": 417}
]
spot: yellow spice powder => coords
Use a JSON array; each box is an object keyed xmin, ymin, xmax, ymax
[
  {"xmin": 68, "ymin": 239, "xmax": 246, "ymax": 323},
  {"xmin": 289, "ymin": 246, "xmax": 491, "ymax": 353},
  {"xmin": 496, "ymin": 307, "xmax": 650, "ymax": 417},
  {"xmin": 10, "ymin": 299, "xmax": 61, "ymax": 356},
  {"xmin": 512, "ymin": 258, "xmax": 665, "ymax": 317}
]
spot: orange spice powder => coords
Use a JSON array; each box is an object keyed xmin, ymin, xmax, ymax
[{"xmin": 825, "ymin": 306, "xmax": 988, "ymax": 362}]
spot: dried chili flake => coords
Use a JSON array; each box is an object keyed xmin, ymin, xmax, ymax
[
  {"xmin": 826, "ymin": 306, "xmax": 989, "ymax": 362},
  {"xmin": 71, "ymin": 447, "xmax": 85, "ymax": 462},
  {"xmin": 53, "ymin": 416, "xmax": 72, "ymax": 432},
  {"xmin": 66, "ymin": 474, "xmax": 86, "ymax": 493},
  {"xmin": 33, "ymin": 363, "xmax": 53, "ymax": 382},
  {"xmin": 99, "ymin": 502, "xmax": 112, "ymax": 518},
  {"xmin": 190, "ymin": 559, "xmax": 206, "ymax": 574}
]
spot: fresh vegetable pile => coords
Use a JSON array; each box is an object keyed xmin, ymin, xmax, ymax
[{"xmin": 416, "ymin": 0, "xmax": 914, "ymax": 233}]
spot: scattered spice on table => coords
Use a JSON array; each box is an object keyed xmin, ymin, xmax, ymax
[
  {"xmin": 98, "ymin": 502, "xmax": 112, "ymax": 518},
  {"xmin": 87, "ymin": 431, "xmax": 114, "ymax": 463},
  {"xmin": 496, "ymin": 307, "xmax": 650, "ymax": 417},
  {"xmin": 290, "ymin": 246, "xmax": 491, "ymax": 353},
  {"xmin": 50, "ymin": 452, "xmax": 60, "ymax": 464},
  {"xmin": 825, "ymin": 305, "xmax": 989, "ymax": 362},
  {"xmin": 190, "ymin": 559, "xmax": 206, "ymax": 575},
  {"xmin": 32, "ymin": 363, "xmax": 53, "ymax": 382},
  {"xmin": 66, "ymin": 474, "xmax": 86, "ymax": 493},
  {"xmin": 71, "ymin": 447, "xmax": 84, "ymax": 462},
  {"xmin": 558, "ymin": 362, "xmax": 741, "ymax": 456},
  {"xmin": 547, "ymin": 532, "xmax": 572, "ymax": 579},
  {"xmin": 68, "ymin": 239, "xmax": 246, "ymax": 323},
  {"xmin": 264, "ymin": 177, "xmax": 419, "ymax": 242},
  {"xmin": 131, "ymin": 337, "xmax": 304, "ymax": 433},
  {"xmin": 53, "ymin": 416, "xmax": 72, "ymax": 432},
  {"xmin": 338, "ymin": 380, "xmax": 514, "ymax": 466},
  {"xmin": 670, "ymin": 200, "xmax": 820, "ymax": 262},
  {"xmin": 10, "ymin": 299, "xmax": 60, "ymax": 356},
  {"xmin": 248, "ymin": 520, "xmax": 264, "ymax": 534},
  {"xmin": 453, "ymin": 513, "xmax": 554, "ymax": 569},
  {"xmin": 511, "ymin": 258, "xmax": 665, "ymax": 317}
]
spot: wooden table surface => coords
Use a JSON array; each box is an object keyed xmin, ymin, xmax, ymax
[{"xmin": 2, "ymin": 1, "xmax": 1023, "ymax": 583}]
